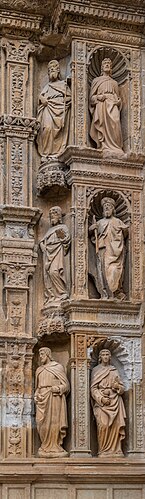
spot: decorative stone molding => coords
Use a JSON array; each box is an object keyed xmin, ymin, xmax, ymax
[{"xmin": 37, "ymin": 159, "xmax": 66, "ymax": 194}]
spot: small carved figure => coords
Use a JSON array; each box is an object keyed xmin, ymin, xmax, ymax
[
  {"xmin": 89, "ymin": 58, "xmax": 125, "ymax": 157},
  {"xmin": 40, "ymin": 206, "xmax": 70, "ymax": 305},
  {"xmin": 37, "ymin": 59, "xmax": 71, "ymax": 158},
  {"xmin": 89, "ymin": 197, "xmax": 128, "ymax": 300},
  {"xmin": 91, "ymin": 349, "xmax": 126, "ymax": 456},
  {"xmin": 34, "ymin": 347, "xmax": 70, "ymax": 457}
]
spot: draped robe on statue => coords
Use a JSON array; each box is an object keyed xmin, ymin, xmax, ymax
[
  {"xmin": 91, "ymin": 364, "xmax": 126, "ymax": 455},
  {"xmin": 35, "ymin": 361, "xmax": 70, "ymax": 455},
  {"xmin": 89, "ymin": 75, "xmax": 124, "ymax": 156},
  {"xmin": 37, "ymin": 80, "xmax": 71, "ymax": 157},
  {"xmin": 40, "ymin": 223, "xmax": 70, "ymax": 302},
  {"xmin": 89, "ymin": 216, "xmax": 126, "ymax": 297}
]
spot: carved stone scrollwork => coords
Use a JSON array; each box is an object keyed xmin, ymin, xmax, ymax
[
  {"xmin": 37, "ymin": 309, "xmax": 67, "ymax": 338},
  {"xmin": 37, "ymin": 158, "xmax": 66, "ymax": 194},
  {"xmin": 3, "ymin": 340, "xmax": 35, "ymax": 457}
]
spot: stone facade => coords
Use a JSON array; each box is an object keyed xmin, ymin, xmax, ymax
[{"xmin": 0, "ymin": 0, "xmax": 145, "ymax": 497}]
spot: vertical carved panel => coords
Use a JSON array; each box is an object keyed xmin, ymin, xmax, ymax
[
  {"xmin": 70, "ymin": 334, "xmax": 91, "ymax": 456},
  {"xmin": 72, "ymin": 40, "xmax": 87, "ymax": 146},
  {"xmin": 8, "ymin": 64, "xmax": 28, "ymax": 116},
  {"xmin": 1, "ymin": 341, "xmax": 34, "ymax": 458},
  {"xmin": 1, "ymin": 39, "xmax": 34, "ymax": 117},
  {"xmin": 7, "ymin": 137, "xmax": 28, "ymax": 206},
  {"xmin": 132, "ymin": 191, "xmax": 142, "ymax": 301},
  {"xmin": 131, "ymin": 50, "xmax": 141, "ymax": 154},
  {"xmin": 73, "ymin": 185, "xmax": 87, "ymax": 298}
]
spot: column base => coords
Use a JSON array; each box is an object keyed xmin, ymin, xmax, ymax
[{"xmin": 70, "ymin": 449, "xmax": 92, "ymax": 458}]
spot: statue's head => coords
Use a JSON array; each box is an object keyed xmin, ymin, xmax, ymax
[
  {"xmin": 101, "ymin": 196, "xmax": 115, "ymax": 218},
  {"xmin": 101, "ymin": 58, "xmax": 112, "ymax": 76},
  {"xmin": 49, "ymin": 206, "xmax": 62, "ymax": 226},
  {"xmin": 98, "ymin": 349, "xmax": 111, "ymax": 365},
  {"xmin": 39, "ymin": 347, "xmax": 52, "ymax": 365},
  {"xmin": 48, "ymin": 59, "xmax": 60, "ymax": 81}
]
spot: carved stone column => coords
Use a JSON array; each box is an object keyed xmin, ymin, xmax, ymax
[
  {"xmin": 71, "ymin": 184, "xmax": 88, "ymax": 299},
  {"xmin": 70, "ymin": 332, "xmax": 91, "ymax": 457},
  {"xmin": 0, "ymin": 28, "xmax": 41, "ymax": 459}
]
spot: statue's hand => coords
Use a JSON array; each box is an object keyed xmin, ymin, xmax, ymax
[
  {"xmin": 56, "ymin": 229, "xmax": 66, "ymax": 240},
  {"xmin": 112, "ymin": 377, "xmax": 120, "ymax": 392},
  {"xmin": 34, "ymin": 392, "xmax": 43, "ymax": 403},
  {"xmin": 52, "ymin": 386, "xmax": 60, "ymax": 395},
  {"xmin": 97, "ymin": 95, "xmax": 106, "ymax": 102},
  {"xmin": 91, "ymin": 96, "xmax": 98, "ymax": 105},
  {"xmin": 40, "ymin": 96, "xmax": 48, "ymax": 106},
  {"xmin": 101, "ymin": 396, "xmax": 110, "ymax": 406},
  {"xmin": 89, "ymin": 223, "xmax": 97, "ymax": 232}
]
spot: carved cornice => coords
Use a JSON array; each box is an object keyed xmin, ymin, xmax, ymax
[
  {"xmin": 59, "ymin": 147, "xmax": 144, "ymax": 188},
  {"xmin": 0, "ymin": 115, "xmax": 40, "ymax": 137},
  {"xmin": 52, "ymin": 0, "xmax": 145, "ymax": 35},
  {"xmin": 0, "ymin": 205, "xmax": 42, "ymax": 224},
  {"xmin": 0, "ymin": 10, "xmax": 42, "ymax": 33}
]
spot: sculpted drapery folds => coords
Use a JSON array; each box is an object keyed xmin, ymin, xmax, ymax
[
  {"xmin": 91, "ymin": 349, "xmax": 126, "ymax": 456},
  {"xmin": 34, "ymin": 347, "xmax": 70, "ymax": 457},
  {"xmin": 89, "ymin": 197, "xmax": 128, "ymax": 300},
  {"xmin": 40, "ymin": 206, "xmax": 70, "ymax": 305},
  {"xmin": 89, "ymin": 58, "xmax": 125, "ymax": 158},
  {"xmin": 37, "ymin": 59, "xmax": 71, "ymax": 158}
]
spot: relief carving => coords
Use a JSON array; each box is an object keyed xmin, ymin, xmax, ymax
[
  {"xmin": 40, "ymin": 206, "xmax": 70, "ymax": 307},
  {"xmin": 34, "ymin": 347, "xmax": 70, "ymax": 457},
  {"xmin": 89, "ymin": 196, "xmax": 129, "ymax": 300},
  {"xmin": 89, "ymin": 58, "xmax": 126, "ymax": 158},
  {"xmin": 91, "ymin": 348, "xmax": 126, "ymax": 457}
]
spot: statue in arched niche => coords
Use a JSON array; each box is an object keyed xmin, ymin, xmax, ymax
[
  {"xmin": 89, "ymin": 196, "xmax": 128, "ymax": 300},
  {"xmin": 89, "ymin": 58, "xmax": 125, "ymax": 158},
  {"xmin": 37, "ymin": 59, "xmax": 71, "ymax": 158},
  {"xmin": 91, "ymin": 348, "xmax": 126, "ymax": 457}
]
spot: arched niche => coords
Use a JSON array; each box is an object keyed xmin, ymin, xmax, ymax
[
  {"xmin": 88, "ymin": 336, "xmax": 130, "ymax": 457},
  {"xmin": 87, "ymin": 46, "xmax": 131, "ymax": 152},
  {"xmin": 88, "ymin": 189, "xmax": 130, "ymax": 300}
]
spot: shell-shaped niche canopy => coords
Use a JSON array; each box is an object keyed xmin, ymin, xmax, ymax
[
  {"xmin": 88, "ymin": 189, "xmax": 131, "ymax": 227},
  {"xmin": 88, "ymin": 46, "xmax": 130, "ymax": 86}
]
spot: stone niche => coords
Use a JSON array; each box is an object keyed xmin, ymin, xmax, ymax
[
  {"xmin": 87, "ymin": 46, "xmax": 130, "ymax": 153},
  {"xmin": 88, "ymin": 189, "xmax": 130, "ymax": 300}
]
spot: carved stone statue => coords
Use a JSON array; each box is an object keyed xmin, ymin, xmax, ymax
[
  {"xmin": 91, "ymin": 349, "xmax": 126, "ymax": 456},
  {"xmin": 37, "ymin": 59, "xmax": 71, "ymax": 158},
  {"xmin": 40, "ymin": 206, "xmax": 70, "ymax": 306},
  {"xmin": 34, "ymin": 347, "xmax": 70, "ymax": 457},
  {"xmin": 89, "ymin": 58, "xmax": 125, "ymax": 158},
  {"xmin": 89, "ymin": 197, "xmax": 128, "ymax": 300}
]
